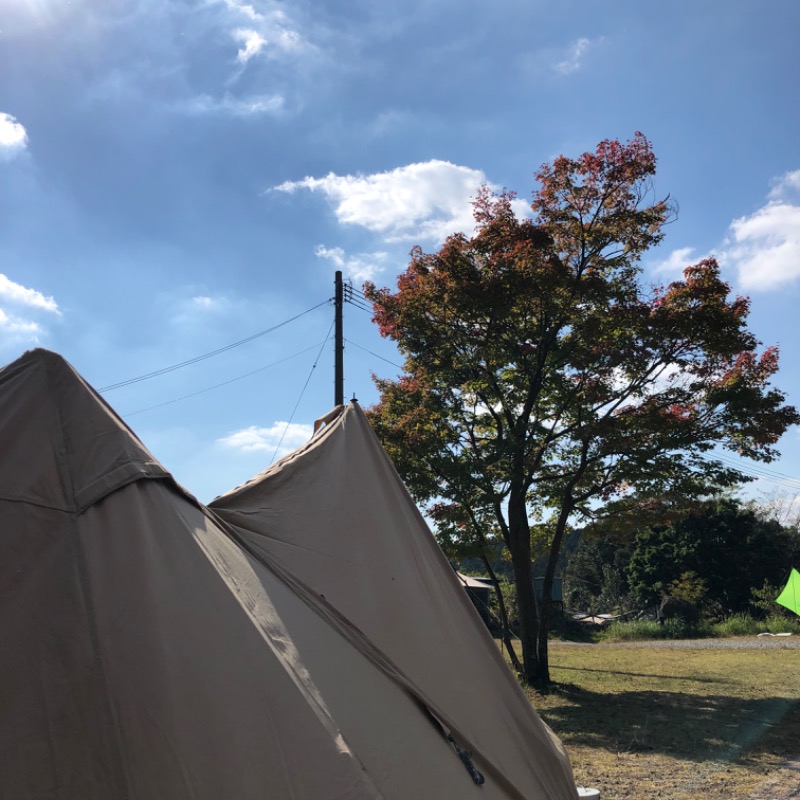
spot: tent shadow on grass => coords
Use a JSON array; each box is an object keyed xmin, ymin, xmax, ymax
[{"xmin": 539, "ymin": 683, "xmax": 800, "ymax": 768}]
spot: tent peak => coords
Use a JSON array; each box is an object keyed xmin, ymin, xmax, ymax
[{"xmin": 0, "ymin": 349, "xmax": 169, "ymax": 513}]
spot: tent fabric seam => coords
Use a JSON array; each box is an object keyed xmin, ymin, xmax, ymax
[
  {"xmin": 0, "ymin": 473, "xmax": 174, "ymax": 515},
  {"xmin": 207, "ymin": 503, "xmax": 530, "ymax": 800},
  {"xmin": 71, "ymin": 512, "xmax": 133, "ymax": 800}
]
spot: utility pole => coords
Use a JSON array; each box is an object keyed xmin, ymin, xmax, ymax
[{"xmin": 334, "ymin": 270, "xmax": 344, "ymax": 406}]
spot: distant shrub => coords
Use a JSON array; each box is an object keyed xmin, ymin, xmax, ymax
[
  {"xmin": 710, "ymin": 612, "xmax": 800, "ymax": 637},
  {"xmin": 604, "ymin": 617, "xmax": 706, "ymax": 641},
  {"xmin": 660, "ymin": 617, "xmax": 706, "ymax": 639},
  {"xmin": 750, "ymin": 579, "xmax": 797, "ymax": 619},
  {"xmin": 603, "ymin": 612, "xmax": 800, "ymax": 641},
  {"xmin": 765, "ymin": 615, "xmax": 800, "ymax": 634},
  {"xmin": 604, "ymin": 619, "xmax": 662, "ymax": 641},
  {"xmin": 669, "ymin": 571, "xmax": 707, "ymax": 605},
  {"xmin": 712, "ymin": 613, "xmax": 761, "ymax": 637}
]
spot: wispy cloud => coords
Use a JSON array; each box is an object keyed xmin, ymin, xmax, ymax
[
  {"xmin": 227, "ymin": 6, "xmax": 311, "ymax": 65},
  {"xmin": 0, "ymin": 113, "xmax": 28, "ymax": 160},
  {"xmin": 183, "ymin": 92, "xmax": 285, "ymax": 116},
  {"xmin": 314, "ymin": 245, "xmax": 390, "ymax": 283},
  {"xmin": 218, "ymin": 422, "xmax": 313, "ymax": 458},
  {"xmin": 647, "ymin": 171, "xmax": 800, "ymax": 292},
  {"xmin": 273, "ymin": 160, "xmax": 519, "ymax": 243},
  {"xmin": 191, "ymin": 295, "xmax": 221, "ymax": 310},
  {"xmin": 234, "ymin": 28, "xmax": 267, "ymax": 63},
  {"xmin": 724, "ymin": 170, "xmax": 800, "ymax": 291},
  {"xmin": 554, "ymin": 37, "xmax": 595, "ymax": 75},
  {"xmin": 0, "ymin": 309, "xmax": 41, "ymax": 338},
  {"xmin": 219, "ymin": 0, "xmax": 263, "ymax": 22},
  {"xmin": 649, "ymin": 246, "xmax": 701, "ymax": 275},
  {"xmin": 768, "ymin": 169, "xmax": 800, "ymax": 200},
  {"xmin": 0, "ymin": 274, "xmax": 60, "ymax": 314},
  {"xmin": 0, "ymin": 275, "xmax": 60, "ymax": 350},
  {"xmin": 169, "ymin": 293, "xmax": 231, "ymax": 328}
]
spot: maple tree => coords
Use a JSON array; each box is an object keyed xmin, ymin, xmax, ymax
[{"xmin": 364, "ymin": 134, "xmax": 799, "ymax": 687}]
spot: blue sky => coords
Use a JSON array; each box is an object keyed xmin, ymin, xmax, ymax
[{"xmin": 2, "ymin": 0, "xmax": 799, "ymax": 505}]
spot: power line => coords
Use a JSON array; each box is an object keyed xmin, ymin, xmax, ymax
[
  {"xmin": 100, "ymin": 300, "xmax": 329, "ymax": 392},
  {"xmin": 345, "ymin": 298, "xmax": 373, "ymax": 313},
  {"xmin": 342, "ymin": 283, "xmax": 372, "ymax": 312},
  {"xmin": 710, "ymin": 453, "xmax": 800, "ymax": 491},
  {"xmin": 270, "ymin": 321, "xmax": 335, "ymax": 465},
  {"xmin": 344, "ymin": 338, "xmax": 404, "ymax": 369},
  {"xmin": 121, "ymin": 342, "xmax": 327, "ymax": 418}
]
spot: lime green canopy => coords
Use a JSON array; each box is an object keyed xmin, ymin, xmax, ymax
[{"xmin": 776, "ymin": 568, "xmax": 800, "ymax": 616}]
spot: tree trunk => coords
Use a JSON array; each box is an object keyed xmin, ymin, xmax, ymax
[
  {"xmin": 536, "ymin": 497, "xmax": 576, "ymax": 687},
  {"xmin": 507, "ymin": 489, "xmax": 539, "ymax": 684},
  {"xmin": 480, "ymin": 551, "xmax": 522, "ymax": 677}
]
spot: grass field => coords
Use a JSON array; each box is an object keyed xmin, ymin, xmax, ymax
[{"xmin": 522, "ymin": 641, "xmax": 800, "ymax": 799}]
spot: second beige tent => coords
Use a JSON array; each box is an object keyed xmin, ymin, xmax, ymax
[{"xmin": 211, "ymin": 403, "xmax": 577, "ymax": 799}]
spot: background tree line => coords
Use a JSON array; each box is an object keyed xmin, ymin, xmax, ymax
[{"xmin": 563, "ymin": 495, "xmax": 800, "ymax": 620}]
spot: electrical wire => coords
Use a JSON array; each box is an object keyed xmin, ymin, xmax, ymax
[
  {"xmin": 709, "ymin": 453, "xmax": 800, "ymax": 491},
  {"xmin": 342, "ymin": 284, "xmax": 372, "ymax": 312},
  {"xmin": 100, "ymin": 300, "xmax": 329, "ymax": 392},
  {"xmin": 344, "ymin": 338, "xmax": 404, "ymax": 369},
  {"xmin": 344, "ymin": 298, "xmax": 373, "ymax": 313},
  {"xmin": 121, "ymin": 342, "xmax": 327, "ymax": 418},
  {"xmin": 270, "ymin": 321, "xmax": 335, "ymax": 465}
]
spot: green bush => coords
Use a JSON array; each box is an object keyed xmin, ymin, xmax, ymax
[
  {"xmin": 603, "ymin": 612, "xmax": 799, "ymax": 641},
  {"xmin": 604, "ymin": 619, "xmax": 662, "ymax": 641},
  {"xmin": 660, "ymin": 617, "xmax": 706, "ymax": 639},
  {"xmin": 669, "ymin": 570, "xmax": 706, "ymax": 605},
  {"xmin": 750, "ymin": 578, "xmax": 798, "ymax": 619},
  {"xmin": 603, "ymin": 618, "xmax": 706, "ymax": 641},
  {"xmin": 712, "ymin": 613, "xmax": 761, "ymax": 637},
  {"xmin": 711, "ymin": 612, "xmax": 799, "ymax": 637},
  {"xmin": 765, "ymin": 614, "xmax": 800, "ymax": 634}
]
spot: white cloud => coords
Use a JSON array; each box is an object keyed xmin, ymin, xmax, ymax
[
  {"xmin": 0, "ymin": 113, "xmax": 28, "ymax": 160},
  {"xmin": 233, "ymin": 28, "xmax": 267, "ymax": 63},
  {"xmin": 219, "ymin": 0, "xmax": 263, "ymax": 21},
  {"xmin": 191, "ymin": 295, "xmax": 219, "ymax": 309},
  {"xmin": 651, "ymin": 171, "xmax": 800, "ymax": 292},
  {"xmin": 218, "ymin": 422, "xmax": 313, "ymax": 458},
  {"xmin": 723, "ymin": 172, "xmax": 800, "ymax": 290},
  {"xmin": 649, "ymin": 246, "xmax": 699, "ymax": 276},
  {"xmin": 314, "ymin": 245, "xmax": 390, "ymax": 283},
  {"xmin": 0, "ymin": 274, "xmax": 60, "ymax": 313},
  {"xmin": 554, "ymin": 37, "xmax": 592, "ymax": 75},
  {"xmin": 184, "ymin": 92, "xmax": 285, "ymax": 116},
  {"xmin": 768, "ymin": 169, "xmax": 800, "ymax": 200},
  {"xmin": 0, "ymin": 308, "xmax": 40, "ymax": 337},
  {"xmin": 227, "ymin": 6, "xmax": 310, "ymax": 65},
  {"xmin": 274, "ymin": 160, "xmax": 500, "ymax": 242},
  {"xmin": 170, "ymin": 293, "xmax": 230, "ymax": 327}
]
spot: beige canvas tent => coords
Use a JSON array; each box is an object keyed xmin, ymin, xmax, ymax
[
  {"xmin": 0, "ymin": 349, "xmax": 577, "ymax": 799},
  {"xmin": 211, "ymin": 402, "xmax": 576, "ymax": 798}
]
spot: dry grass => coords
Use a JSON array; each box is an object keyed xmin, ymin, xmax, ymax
[{"xmin": 524, "ymin": 642, "xmax": 800, "ymax": 799}]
